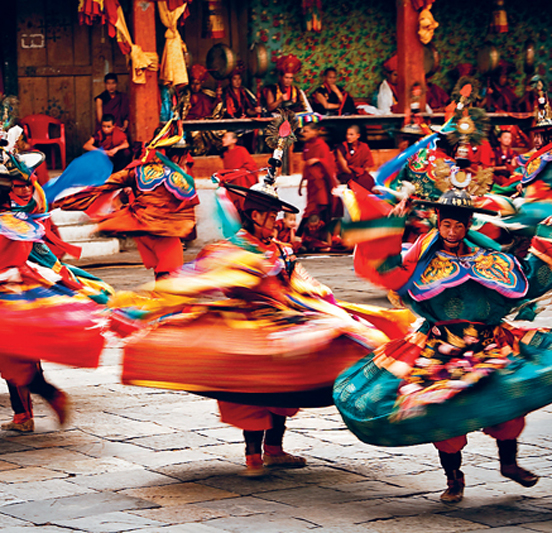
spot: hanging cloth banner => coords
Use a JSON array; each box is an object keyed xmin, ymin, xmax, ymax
[
  {"xmin": 490, "ymin": 0, "xmax": 508, "ymax": 34},
  {"xmin": 202, "ymin": 0, "xmax": 226, "ymax": 39},
  {"xmin": 78, "ymin": 0, "xmax": 159, "ymax": 84},
  {"xmin": 158, "ymin": 1, "xmax": 189, "ymax": 87},
  {"xmin": 301, "ymin": 0, "xmax": 323, "ymax": 33}
]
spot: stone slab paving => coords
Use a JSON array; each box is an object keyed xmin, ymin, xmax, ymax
[{"xmin": 1, "ymin": 255, "xmax": 552, "ymax": 532}]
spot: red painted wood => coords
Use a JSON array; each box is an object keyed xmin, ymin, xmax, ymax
[
  {"xmin": 396, "ymin": 0, "xmax": 426, "ymax": 113},
  {"xmin": 129, "ymin": 0, "xmax": 160, "ymax": 144}
]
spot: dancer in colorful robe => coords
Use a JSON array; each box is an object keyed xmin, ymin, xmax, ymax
[
  {"xmin": 54, "ymin": 124, "xmax": 198, "ymax": 279},
  {"xmin": 113, "ymin": 112, "xmax": 413, "ymax": 477},
  {"xmin": 0, "ymin": 153, "xmax": 107, "ymax": 432},
  {"xmin": 334, "ymin": 183, "xmax": 552, "ymax": 503}
]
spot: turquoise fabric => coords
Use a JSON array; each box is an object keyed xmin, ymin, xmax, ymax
[
  {"xmin": 334, "ymin": 226, "xmax": 552, "ymax": 447},
  {"xmin": 334, "ymin": 330, "xmax": 552, "ymax": 446}
]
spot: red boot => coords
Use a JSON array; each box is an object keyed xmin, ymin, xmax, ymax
[{"xmin": 242, "ymin": 453, "xmax": 267, "ymax": 478}]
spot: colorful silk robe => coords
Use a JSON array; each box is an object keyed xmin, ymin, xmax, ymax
[{"xmin": 349, "ymin": 219, "xmax": 552, "ymax": 419}]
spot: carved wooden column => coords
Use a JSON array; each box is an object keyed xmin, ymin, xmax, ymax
[
  {"xmin": 396, "ymin": 0, "xmax": 426, "ymax": 113},
  {"xmin": 130, "ymin": 0, "xmax": 160, "ymax": 144}
]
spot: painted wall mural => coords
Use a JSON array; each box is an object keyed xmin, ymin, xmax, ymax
[{"xmin": 249, "ymin": 0, "xmax": 552, "ymax": 101}]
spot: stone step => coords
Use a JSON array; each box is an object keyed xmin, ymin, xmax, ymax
[
  {"xmin": 57, "ymin": 223, "xmax": 99, "ymax": 242},
  {"xmin": 74, "ymin": 239, "xmax": 120, "ymax": 259},
  {"xmin": 50, "ymin": 208, "xmax": 91, "ymax": 227}
]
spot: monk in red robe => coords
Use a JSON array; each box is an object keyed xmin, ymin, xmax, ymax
[
  {"xmin": 298, "ymin": 123, "xmax": 340, "ymax": 225},
  {"xmin": 426, "ymin": 81, "xmax": 450, "ymax": 112},
  {"xmin": 493, "ymin": 129, "xmax": 518, "ymax": 186},
  {"xmin": 83, "ymin": 114, "xmax": 131, "ymax": 172},
  {"xmin": 224, "ymin": 62, "xmax": 260, "ymax": 119},
  {"xmin": 94, "ymin": 73, "xmax": 129, "ymax": 132},
  {"xmin": 220, "ymin": 132, "xmax": 259, "ymax": 210},
  {"xmin": 335, "ymin": 125, "xmax": 375, "ymax": 190},
  {"xmin": 264, "ymin": 55, "xmax": 308, "ymax": 114},
  {"xmin": 486, "ymin": 62, "xmax": 519, "ymax": 112},
  {"xmin": 184, "ymin": 64, "xmax": 221, "ymax": 121}
]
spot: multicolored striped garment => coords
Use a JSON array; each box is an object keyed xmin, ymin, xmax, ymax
[
  {"xmin": 111, "ymin": 229, "xmax": 415, "ymax": 403},
  {"xmin": 334, "ymin": 190, "xmax": 552, "ymax": 446},
  {"xmin": 0, "ymin": 216, "xmax": 108, "ymax": 381}
]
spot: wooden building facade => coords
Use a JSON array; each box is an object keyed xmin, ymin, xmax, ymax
[{"xmin": 9, "ymin": 0, "xmax": 248, "ymax": 161}]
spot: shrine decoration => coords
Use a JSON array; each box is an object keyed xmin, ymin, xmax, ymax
[
  {"xmin": 418, "ymin": 5, "xmax": 439, "ymax": 45},
  {"xmin": 202, "ymin": 0, "xmax": 226, "ymax": 39}
]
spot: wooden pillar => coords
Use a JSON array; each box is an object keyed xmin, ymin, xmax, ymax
[
  {"xmin": 130, "ymin": 0, "xmax": 160, "ymax": 144},
  {"xmin": 396, "ymin": 0, "xmax": 426, "ymax": 113}
]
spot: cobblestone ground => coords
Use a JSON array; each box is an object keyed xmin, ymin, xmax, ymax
[{"xmin": 2, "ymin": 253, "xmax": 552, "ymax": 533}]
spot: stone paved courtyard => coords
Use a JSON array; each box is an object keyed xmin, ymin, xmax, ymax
[{"xmin": 1, "ymin": 253, "xmax": 552, "ymax": 533}]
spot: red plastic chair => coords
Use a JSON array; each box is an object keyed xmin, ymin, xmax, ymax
[{"xmin": 20, "ymin": 114, "xmax": 66, "ymax": 170}]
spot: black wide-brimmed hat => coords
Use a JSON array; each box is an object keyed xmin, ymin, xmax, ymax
[
  {"xmin": 224, "ymin": 180, "xmax": 299, "ymax": 214},
  {"xmin": 413, "ymin": 188, "xmax": 498, "ymax": 216}
]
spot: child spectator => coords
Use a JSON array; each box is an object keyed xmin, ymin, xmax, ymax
[
  {"xmin": 83, "ymin": 114, "xmax": 131, "ymax": 172},
  {"xmin": 274, "ymin": 212, "xmax": 302, "ymax": 252}
]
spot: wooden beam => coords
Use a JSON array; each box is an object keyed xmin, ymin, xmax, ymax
[
  {"xmin": 129, "ymin": 0, "xmax": 160, "ymax": 144},
  {"xmin": 396, "ymin": 0, "xmax": 426, "ymax": 113}
]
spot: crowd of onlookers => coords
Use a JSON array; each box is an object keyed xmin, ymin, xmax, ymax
[{"xmin": 81, "ymin": 53, "xmax": 547, "ymax": 255}]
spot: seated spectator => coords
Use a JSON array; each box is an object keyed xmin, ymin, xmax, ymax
[
  {"xmin": 518, "ymin": 75, "xmax": 540, "ymax": 114},
  {"xmin": 298, "ymin": 214, "xmax": 331, "ymax": 254},
  {"xmin": 493, "ymin": 128, "xmax": 518, "ymax": 186},
  {"xmin": 264, "ymin": 55, "xmax": 309, "ymax": 114},
  {"xmin": 426, "ymin": 76, "xmax": 450, "ymax": 113},
  {"xmin": 485, "ymin": 61, "xmax": 519, "ymax": 113},
  {"xmin": 185, "ymin": 64, "xmax": 222, "ymax": 121},
  {"xmin": 311, "ymin": 68, "xmax": 357, "ymax": 116},
  {"xmin": 95, "ymin": 73, "xmax": 129, "ymax": 132},
  {"xmin": 175, "ymin": 64, "xmax": 224, "ymax": 156},
  {"xmin": 274, "ymin": 212, "xmax": 302, "ymax": 252},
  {"xmin": 377, "ymin": 55, "xmax": 399, "ymax": 114},
  {"xmin": 224, "ymin": 62, "xmax": 261, "ymax": 119},
  {"xmin": 83, "ymin": 114, "xmax": 130, "ymax": 172},
  {"xmin": 335, "ymin": 125, "xmax": 375, "ymax": 190}
]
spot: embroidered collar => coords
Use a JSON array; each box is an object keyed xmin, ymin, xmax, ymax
[{"xmin": 408, "ymin": 247, "xmax": 528, "ymax": 301}]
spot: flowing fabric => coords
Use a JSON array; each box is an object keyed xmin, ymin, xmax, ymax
[
  {"xmin": 334, "ymin": 189, "xmax": 552, "ymax": 445},
  {"xmin": 111, "ymin": 230, "xmax": 415, "ymax": 404},
  {"xmin": 42, "ymin": 150, "xmax": 113, "ymax": 204}
]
